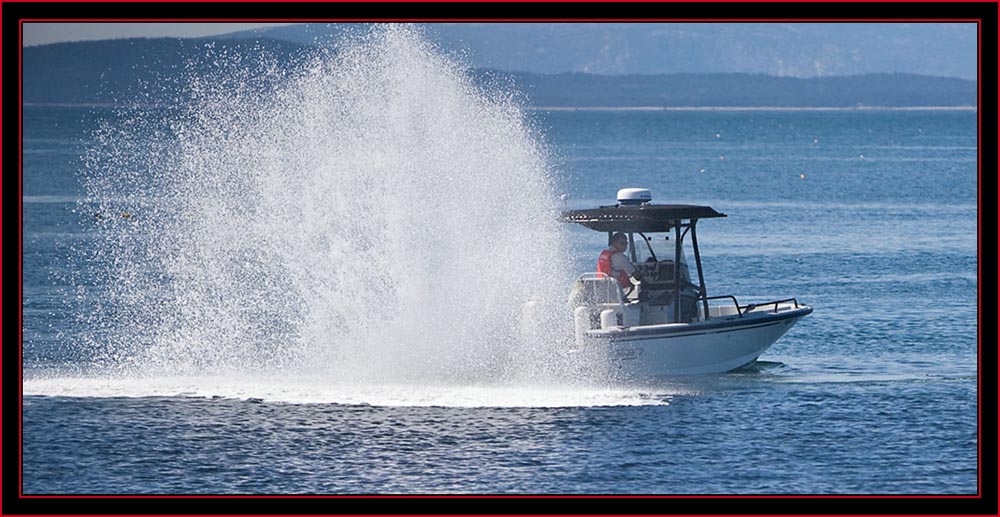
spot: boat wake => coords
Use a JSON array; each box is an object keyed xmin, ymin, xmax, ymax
[{"xmin": 22, "ymin": 375, "xmax": 678, "ymax": 407}]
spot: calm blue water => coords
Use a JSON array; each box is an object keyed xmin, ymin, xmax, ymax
[{"xmin": 21, "ymin": 105, "xmax": 979, "ymax": 496}]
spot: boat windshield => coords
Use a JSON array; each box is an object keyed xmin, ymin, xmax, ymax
[{"xmin": 633, "ymin": 233, "xmax": 692, "ymax": 284}]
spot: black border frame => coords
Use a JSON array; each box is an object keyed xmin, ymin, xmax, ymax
[{"xmin": 5, "ymin": 2, "xmax": 996, "ymax": 515}]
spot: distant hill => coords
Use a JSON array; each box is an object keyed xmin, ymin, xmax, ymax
[
  {"xmin": 22, "ymin": 38, "xmax": 977, "ymax": 108},
  {"xmin": 22, "ymin": 38, "xmax": 312, "ymax": 106},
  {"xmin": 226, "ymin": 22, "xmax": 978, "ymax": 80}
]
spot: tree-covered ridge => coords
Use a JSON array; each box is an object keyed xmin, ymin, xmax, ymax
[{"xmin": 23, "ymin": 38, "xmax": 976, "ymax": 108}]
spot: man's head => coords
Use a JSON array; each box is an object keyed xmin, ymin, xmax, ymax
[{"xmin": 611, "ymin": 232, "xmax": 628, "ymax": 252}]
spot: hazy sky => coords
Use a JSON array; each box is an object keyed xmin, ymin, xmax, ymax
[{"xmin": 22, "ymin": 23, "xmax": 297, "ymax": 46}]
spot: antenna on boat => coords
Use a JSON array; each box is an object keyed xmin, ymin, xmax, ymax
[{"xmin": 617, "ymin": 188, "xmax": 652, "ymax": 206}]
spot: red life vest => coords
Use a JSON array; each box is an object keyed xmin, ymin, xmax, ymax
[{"xmin": 597, "ymin": 248, "xmax": 630, "ymax": 288}]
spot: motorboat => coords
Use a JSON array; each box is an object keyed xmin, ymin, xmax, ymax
[{"xmin": 560, "ymin": 188, "xmax": 813, "ymax": 377}]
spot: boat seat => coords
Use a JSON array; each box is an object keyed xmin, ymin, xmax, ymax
[{"xmin": 569, "ymin": 273, "xmax": 625, "ymax": 307}]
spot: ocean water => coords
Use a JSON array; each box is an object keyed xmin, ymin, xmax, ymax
[{"xmin": 20, "ymin": 30, "xmax": 979, "ymax": 498}]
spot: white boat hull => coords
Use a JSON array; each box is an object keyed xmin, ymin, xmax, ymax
[{"xmin": 580, "ymin": 307, "xmax": 813, "ymax": 378}]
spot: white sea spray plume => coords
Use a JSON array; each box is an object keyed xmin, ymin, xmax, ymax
[{"xmin": 77, "ymin": 25, "xmax": 591, "ymax": 394}]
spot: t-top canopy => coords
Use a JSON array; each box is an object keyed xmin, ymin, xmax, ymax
[{"xmin": 562, "ymin": 204, "xmax": 727, "ymax": 233}]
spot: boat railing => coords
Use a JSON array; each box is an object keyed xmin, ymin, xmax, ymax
[
  {"xmin": 698, "ymin": 295, "xmax": 744, "ymax": 319},
  {"xmin": 740, "ymin": 298, "xmax": 802, "ymax": 315},
  {"xmin": 698, "ymin": 296, "xmax": 803, "ymax": 319}
]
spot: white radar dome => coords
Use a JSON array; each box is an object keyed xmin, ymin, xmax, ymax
[{"xmin": 617, "ymin": 188, "xmax": 652, "ymax": 206}]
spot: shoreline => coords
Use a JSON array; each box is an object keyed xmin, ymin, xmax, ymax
[{"xmin": 531, "ymin": 105, "xmax": 978, "ymax": 112}]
